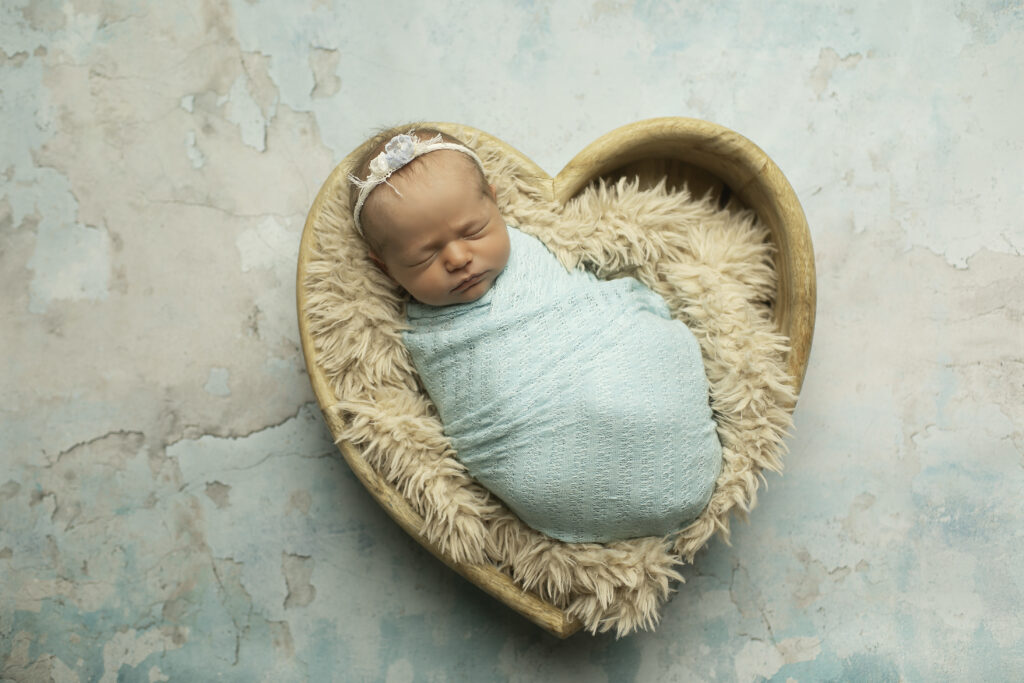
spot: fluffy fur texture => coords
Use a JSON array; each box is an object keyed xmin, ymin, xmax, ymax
[{"xmin": 302, "ymin": 128, "xmax": 797, "ymax": 636}]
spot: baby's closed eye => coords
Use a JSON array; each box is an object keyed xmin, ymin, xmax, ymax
[{"xmin": 406, "ymin": 251, "xmax": 438, "ymax": 268}]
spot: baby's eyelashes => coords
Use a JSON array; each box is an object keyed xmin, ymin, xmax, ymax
[{"xmin": 406, "ymin": 253, "xmax": 436, "ymax": 268}]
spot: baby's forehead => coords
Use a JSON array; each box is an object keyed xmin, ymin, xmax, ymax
[
  {"xmin": 399, "ymin": 148, "xmax": 479, "ymax": 183},
  {"xmin": 362, "ymin": 152, "xmax": 483, "ymax": 244},
  {"xmin": 370, "ymin": 152, "xmax": 479, "ymax": 208}
]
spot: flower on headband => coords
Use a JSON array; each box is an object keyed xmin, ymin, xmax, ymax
[
  {"xmin": 368, "ymin": 133, "xmax": 415, "ymax": 179},
  {"xmin": 384, "ymin": 134, "xmax": 416, "ymax": 168},
  {"xmin": 367, "ymin": 154, "xmax": 390, "ymax": 178},
  {"xmin": 367, "ymin": 133, "xmax": 418, "ymax": 179}
]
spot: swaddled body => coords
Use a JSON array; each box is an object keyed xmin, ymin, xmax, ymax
[{"xmin": 404, "ymin": 226, "xmax": 722, "ymax": 543}]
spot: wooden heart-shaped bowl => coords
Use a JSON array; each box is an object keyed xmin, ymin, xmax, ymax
[{"xmin": 297, "ymin": 117, "xmax": 815, "ymax": 638}]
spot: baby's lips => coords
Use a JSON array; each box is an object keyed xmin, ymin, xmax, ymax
[{"xmin": 452, "ymin": 272, "xmax": 485, "ymax": 292}]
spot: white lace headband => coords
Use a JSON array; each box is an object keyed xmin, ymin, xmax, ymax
[{"xmin": 349, "ymin": 132, "xmax": 486, "ymax": 236}]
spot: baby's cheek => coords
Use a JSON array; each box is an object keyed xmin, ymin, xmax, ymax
[{"xmin": 418, "ymin": 271, "xmax": 446, "ymax": 300}]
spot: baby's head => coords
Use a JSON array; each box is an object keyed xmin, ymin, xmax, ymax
[{"xmin": 350, "ymin": 127, "xmax": 510, "ymax": 307}]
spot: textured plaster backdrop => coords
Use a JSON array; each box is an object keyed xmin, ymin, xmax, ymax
[{"xmin": 2, "ymin": 1, "xmax": 1022, "ymax": 681}]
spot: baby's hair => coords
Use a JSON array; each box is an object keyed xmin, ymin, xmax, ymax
[{"xmin": 349, "ymin": 124, "xmax": 491, "ymax": 252}]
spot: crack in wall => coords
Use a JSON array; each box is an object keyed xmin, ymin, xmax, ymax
[
  {"xmin": 281, "ymin": 553, "xmax": 316, "ymax": 610},
  {"xmin": 171, "ymin": 400, "xmax": 320, "ymax": 445}
]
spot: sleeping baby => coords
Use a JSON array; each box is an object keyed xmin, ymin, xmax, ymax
[{"xmin": 350, "ymin": 127, "xmax": 722, "ymax": 543}]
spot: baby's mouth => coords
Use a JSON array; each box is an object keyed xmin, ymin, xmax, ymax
[{"xmin": 452, "ymin": 272, "xmax": 486, "ymax": 293}]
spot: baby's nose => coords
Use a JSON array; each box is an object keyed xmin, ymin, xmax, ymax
[{"xmin": 444, "ymin": 242, "xmax": 472, "ymax": 270}]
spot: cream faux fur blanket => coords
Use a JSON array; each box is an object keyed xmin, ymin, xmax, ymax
[{"xmin": 302, "ymin": 132, "xmax": 796, "ymax": 636}]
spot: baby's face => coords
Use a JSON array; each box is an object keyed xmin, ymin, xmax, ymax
[{"xmin": 366, "ymin": 151, "xmax": 510, "ymax": 307}]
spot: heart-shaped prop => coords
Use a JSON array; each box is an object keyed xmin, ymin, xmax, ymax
[{"xmin": 297, "ymin": 118, "xmax": 815, "ymax": 637}]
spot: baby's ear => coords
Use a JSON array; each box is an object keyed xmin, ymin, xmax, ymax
[
  {"xmin": 368, "ymin": 251, "xmax": 389, "ymax": 275},
  {"xmin": 489, "ymin": 183, "xmax": 497, "ymax": 200}
]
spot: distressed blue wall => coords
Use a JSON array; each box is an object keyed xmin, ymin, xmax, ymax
[{"xmin": 2, "ymin": 0, "xmax": 1022, "ymax": 680}]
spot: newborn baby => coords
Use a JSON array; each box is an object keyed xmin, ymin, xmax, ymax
[{"xmin": 350, "ymin": 127, "xmax": 722, "ymax": 543}]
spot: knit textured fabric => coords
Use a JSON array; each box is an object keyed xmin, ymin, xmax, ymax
[{"xmin": 403, "ymin": 226, "xmax": 722, "ymax": 543}]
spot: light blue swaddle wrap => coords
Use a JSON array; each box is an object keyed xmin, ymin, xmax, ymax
[{"xmin": 403, "ymin": 226, "xmax": 722, "ymax": 543}]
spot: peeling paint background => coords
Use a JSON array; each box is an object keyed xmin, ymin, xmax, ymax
[{"xmin": 2, "ymin": 1, "xmax": 1023, "ymax": 681}]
